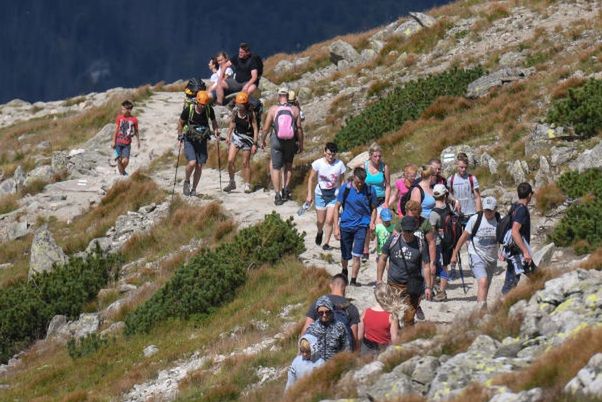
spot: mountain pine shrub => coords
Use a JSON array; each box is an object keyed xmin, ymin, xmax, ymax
[
  {"xmin": 0, "ymin": 250, "xmax": 121, "ymax": 363},
  {"xmin": 551, "ymin": 168, "xmax": 602, "ymax": 253},
  {"xmin": 333, "ymin": 66, "xmax": 484, "ymax": 150},
  {"xmin": 125, "ymin": 212, "xmax": 305, "ymax": 334},
  {"xmin": 546, "ymin": 78, "xmax": 602, "ymax": 138}
]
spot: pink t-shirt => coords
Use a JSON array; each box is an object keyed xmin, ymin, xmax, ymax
[{"xmin": 395, "ymin": 178, "xmax": 410, "ymax": 216}]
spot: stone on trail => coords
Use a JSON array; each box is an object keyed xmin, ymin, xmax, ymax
[
  {"xmin": 28, "ymin": 225, "xmax": 68, "ymax": 280},
  {"xmin": 329, "ymin": 40, "xmax": 360, "ymax": 65}
]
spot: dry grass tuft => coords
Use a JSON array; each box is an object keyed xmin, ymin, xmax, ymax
[
  {"xmin": 421, "ymin": 96, "xmax": 473, "ymax": 120},
  {"xmin": 447, "ymin": 382, "xmax": 491, "ymax": 402},
  {"xmin": 213, "ymin": 219, "xmax": 236, "ymax": 242},
  {"xmin": 494, "ymin": 326, "xmax": 602, "ymax": 393},
  {"xmin": 551, "ymin": 77, "xmax": 586, "ymax": 100},
  {"xmin": 535, "ymin": 183, "xmax": 566, "ymax": 213},
  {"xmin": 581, "ymin": 247, "xmax": 602, "ymax": 270},
  {"xmin": 0, "ymin": 193, "xmax": 19, "ymax": 215}
]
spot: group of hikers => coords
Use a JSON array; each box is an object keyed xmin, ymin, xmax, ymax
[{"xmin": 106, "ymin": 42, "xmax": 537, "ymax": 391}]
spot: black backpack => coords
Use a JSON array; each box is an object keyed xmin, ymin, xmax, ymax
[
  {"xmin": 184, "ymin": 78, "xmax": 205, "ymax": 98},
  {"xmin": 432, "ymin": 205, "xmax": 463, "ymax": 252},
  {"xmin": 471, "ymin": 210, "xmax": 502, "ymax": 238},
  {"xmin": 495, "ymin": 204, "xmax": 523, "ymax": 244},
  {"xmin": 399, "ymin": 182, "xmax": 424, "ymax": 216}
]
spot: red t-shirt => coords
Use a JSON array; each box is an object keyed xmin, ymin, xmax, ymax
[
  {"xmin": 363, "ymin": 308, "xmax": 391, "ymax": 345},
  {"xmin": 115, "ymin": 114, "xmax": 138, "ymax": 145}
]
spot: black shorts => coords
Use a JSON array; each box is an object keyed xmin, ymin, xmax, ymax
[{"xmin": 271, "ymin": 135, "xmax": 296, "ymax": 169}]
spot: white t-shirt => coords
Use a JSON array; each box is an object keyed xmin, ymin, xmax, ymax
[
  {"xmin": 464, "ymin": 213, "xmax": 497, "ymax": 263},
  {"xmin": 448, "ymin": 173, "xmax": 480, "ymax": 216},
  {"xmin": 210, "ymin": 67, "xmax": 234, "ymax": 83},
  {"xmin": 311, "ymin": 158, "xmax": 346, "ymax": 195}
]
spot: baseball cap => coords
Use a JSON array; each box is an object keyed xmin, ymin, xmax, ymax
[
  {"xmin": 398, "ymin": 216, "xmax": 418, "ymax": 232},
  {"xmin": 380, "ymin": 208, "xmax": 393, "ymax": 222},
  {"xmin": 278, "ymin": 86, "xmax": 289, "ymax": 95},
  {"xmin": 433, "ymin": 184, "xmax": 448, "ymax": 197},
  {"xmin": 482, "ymin": 196, "xmax": 497, "ymax": 210}
]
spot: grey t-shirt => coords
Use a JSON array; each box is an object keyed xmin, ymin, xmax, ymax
[
  {"xmin": 306, "ymin": 294, "xmax": 360, "ymax": 326},
  {"xmin": 464, "ymin": 213, "xmax": 498, "ymax": 263},
  {"xmin": 448, "ymin": 173, "xmax": 480, "ymax": 216},
  {"xmin": 381, "ymin": 234, "xmax": 429, "ymax": 284}
]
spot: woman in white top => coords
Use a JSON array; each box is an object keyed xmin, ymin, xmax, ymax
[
  {"xmin": 306, "ymin": 142, "xmax": 347, "ymax": 250},
  {"xmin": 209, "ymin": 52, "xmax": 234, "ymax": 94}
]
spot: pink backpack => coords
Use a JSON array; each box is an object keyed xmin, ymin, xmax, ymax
[{"xmin": 273, "ymin": 105, "xmax": 296, "ymax": 140}]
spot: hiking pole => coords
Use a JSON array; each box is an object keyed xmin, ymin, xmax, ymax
[
  {"xmin": 216, "ymin": 133, "xmax": 222, "ymax": 191},
  {"xmin": 457, "ymin": 252, "xmax": 468, "ymax": 295},
  {"xmin": 171, "ymin": 140, "xmax": 183, "ymax": 203}
]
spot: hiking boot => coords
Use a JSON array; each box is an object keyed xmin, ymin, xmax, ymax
[
  {"xmin": 433, "ymin": 290, "xmax": 447, "ymax": 302},
  {"xmin": 243, "ymin": 183, "xmax": 252, "ymax": 193},
  {"xmin": 415, "ymin": 306, "xmax": 425, "ymax": 321},
  {"xmin": 283, "ymin": 187, "xmax": 292, "ymax": 200},
  {"xmin": 189, "ymin": 189, "xmax": 197, "ymax": 197},
  {"xmin": 322, "ymin": 244, "xmax": 332, "ymax": 251},
  {"xmin": 274, "ymin": 192, "xmax": 285, "ymax": 206},
  {"xmin": 361, "ymin": 253, "xmax": 369, "ymax": 263},
  {"xmin": 341, "ymin": 268, "xmax": 349, "ymax": 283},
  {"xmin": 350, "ymin": 278, "xmax": 361, "ymax": 287},
  {"xmin": 315, "ymin": 231, "xmax": 323, "ymax": 246},
  {"xmin": 183, "ymin": 180, "xmax": 191, "ymax": 196},
  {"xmin": 223, "ymin": 181, "xmax": 236, "ymax": 193}
]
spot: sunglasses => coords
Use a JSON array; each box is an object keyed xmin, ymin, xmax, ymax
[{"xmin": 317, "ymin": 310, "xmax": 331, "ymax": 316}]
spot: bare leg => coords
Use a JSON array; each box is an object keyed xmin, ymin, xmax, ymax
[
  {"xmin": 192, "ymin": 163, "xmax": 203, "ymax": 191},
  {"xmin": 315, "ymin": 208, "xmax": 326, "ymax": 238},
  {"xmin": 185, "ymin": 160, "xmax": 196, "ymax": 181},
  {"xmin": 323, "ymin": 206, "xmax": 336, "ymax": 245},
  {"xmin": 271, "ymin": 167, "xmax": 282, "ymax": 193},
  {"xmin": 351, "ymin": 256, "xmax": 361, "ymax": 280},
  {"xmin": 283, "ymin": 163, "xmax": 293, "ymax": 189},
  {"xmin": 477, "ymin": 277, "xmax": 489, "ymax": 303},
  {"xmin": 227, "ymin": 143, "xmax": 238, "ymax": 182},
  {"xmin": 117, "ymin": 158, "xmax": 126, "ymax": 175},
  {"xmin": 241, "ymin": 150, "xmax": 251, "ymax": 184}
]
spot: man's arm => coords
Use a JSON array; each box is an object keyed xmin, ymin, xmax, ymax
[
  {"xmin": 376, "ymin": 253, "xmax": 388, "ymax": 283},
  {"xmin": 351, "ymin": 323, "xmax": 359, "ymax": 352},
  {"xmin": 511, "ymin": 221, "xmax": 532, "ymax": 264},
  {"xmin": 177, "ymin": 119, "xmax": 185, "ymax": 140},
  {"xmin": 425, "ymin": 230, "xmax": 437, "ymax": 288},
  {"xmin": 260, "ymin": 108, "xmax": 274, "ymax": 147},
  {"xmin": 295, "ymin": 106, "xmax": 304, "ymax": 153},
  {"xmin": 474, "ymin": 188, "xmax": 482, "ymax": 212},
  {"xmin": 451, "ymin": 230, "xmax": 470, "ymax": 265},
  {"xmin": 306, "ymin": 169, "xmax": 316, "ymax": 204},
  {"xmin": 333, "ymin": 201, "xmax": 342, "ymax": 240},
  {"xmin": 225, "ymin": 117, "xmax": 235, "ymax": 144},
  {"xmin": 112, "ymin": 119, "xmax": 119, "ymax": 148}
]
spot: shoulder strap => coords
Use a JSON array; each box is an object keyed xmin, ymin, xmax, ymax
[
  {"xmin": 341, "ymin": 184, "xmax": 352, "ymax": 210},
  {"xmin": 449, "ymin": 174, "xmax": 455, "ymax": 195},
  {"xmin": 187, "ymin": 104, "xmax": 194, "ymax": 126},
  {"xmin": 471, "ymin": 211, "xmax": 483, "ymax": 237},
  {"xmin": 469, "ymin": 174, "xmax": 474, "ymax": 193},
  {"xmin": 417, "ymin": 185, "xmax": 425, "ymax": 202}
]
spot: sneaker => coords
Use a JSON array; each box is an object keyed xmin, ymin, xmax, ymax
[
  {"xmin": 122, "ymin": 171, "xmax": 128, "ymax": 176},
  {"xmin": 350, "ymin": 278, "xmax": 361, "ymax": 287},
  {"xmin": 283, "ymin": 187, "xmax": 292, "ymax": 200},
  {"xmin": 183, "ymin": 180, "xmax": 190, "ymax": 196},
  {"xmin": 223, "ymin": 181, "xmax": 236, "ymax": 193},
  {"xmin": 433, "ymin": 290, "xmax": 447, "ymax": 302},
  {"xmin": 341, "ymin": 268, "xmax": 349, "ymax": 282},
  {"xmin": 243, "ymin": 183, "xmax": 252, "ymax": 193},
  {"xmin": 315, "ymin": 231, "xmax": 323, "ymax": 246},
  {"xmin": 274, "ymin": 192, "xmax": 284, "ymax": 206},
  {"xmin": 361, "ymin": 253, "xmax": 369, "ymax": 262},
  {"xmin": 322, "ymin": 244, "xmax": 332, "ymax": 251},
  {"xmin": 415, "ymin": 306, "xmax": 425, "ymax": 321},
  {"xmin": 189, "ymin": 189, "xmax": 197, "ymax": 197}
]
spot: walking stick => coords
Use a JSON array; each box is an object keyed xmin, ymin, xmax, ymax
[
  {"xmin": 171, "ymin": 140, "xmax": 183, "ymax": 203},
  {"xmin": 457, "ymin": 252, "xmax": 468, "ymax": 294},
  {"xmin": 216, "ymin": 134, "xmax": 222, "ymax": 191}
]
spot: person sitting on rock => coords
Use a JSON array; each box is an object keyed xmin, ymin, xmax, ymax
[
  {"xmin": 111, "ymin": 100, "xmax": 139, "ymax": 176},
  {"xmin": 301, "ymin": 273, "xmax": 360, "ymax": 351},
  {"xmin": 304, "ymin": 295, "xmax": 352, "ymax": 360},
  {"xmin": 285, "ymin": 333, "xmax": 325, "ymax": 390},
  {"xmin": 358, "ymin": 283, "xmax": 400, "ymax": 354},
  {"xmin": 216, "ymin": 42, "xmax": 263, "ymax": 105}
]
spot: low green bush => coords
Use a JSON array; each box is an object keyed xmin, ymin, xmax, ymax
[
  {"xmin": 0, "ymin": 250, "xmax": 121, "ymax": 363},
  {"xmin": 551, "ymin": 169, "xmax": 602, "ymax": 253},
  {"xmin": 333, "ymin": 66, "xmax": 484, "ymax": 150},
  {"xmin": 547, "ymin": 79, "xmax": 602, "ymax": 138},
  {"xmin": 67, "ymin": 333, "xmax": 112, "ymax": 359},
  {"xmin": 125, "ymin": 212, "xmax": 305, "ymax": 334}
]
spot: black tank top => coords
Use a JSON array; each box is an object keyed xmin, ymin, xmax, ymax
[{"xmin": 234, "ymin": 112, "xmax": 252, "ymax": 136}]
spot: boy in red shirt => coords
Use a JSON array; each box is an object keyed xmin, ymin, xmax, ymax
[{"xmin": 111, "ymin": 100, "xmax": 140, "ymax": 176}]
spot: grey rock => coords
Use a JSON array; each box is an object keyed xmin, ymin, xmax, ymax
[
  {"xmin": 329, "ymin": 40, "xmax": 360, "ymax": 65},
  {"xmin": 565, "ymin": 353, "xmax": 602, "ymax": 397},
  {"xmin": 0, "ymin": 262, "xmax": 13, "ymax": 270},
  {"xmin": 393, "ymin": 19, "xmax": 423, "ymax": 39},
  {"xmin": 507, "ymin": 160, "xmax": 528, "ymax": 185},
  {"xmin": 466, "ymin": 68, "xmax": 534, "ymax": 98},
  {"xmin": 367, "ymin": 370, "xmax": 415, "ymax": 401},
  {"xmin": 534, "ymin": 156, "xmax": 551, "ymax": 189},
  {"xmin": 51, "ymin": 151, "xmax": 69, "ymax": 172},
  {"xmin": 337, "ymin": 59, "xmax": 350, "ymax": 71},
  {"xmin": 100, "ymin": 321, "xmax": 126, "ymax": 336},
  {"xmin": 369, "ymin": 39, "xmax": 385, "ymax": 52},
  {"xmin": 411, "ymin": 356, "xmax": 440, "ymax": 393},
  {"xmin": 532, "ymin": 243, "xmax": 555, "ymax": 267},
  {"xmin": 409, "ymin": 11, "xmax": 436, "ymax": 28},
  {"xmin": 26, "ymin": 164, "xmax": 55, "ymax": 181},
  {"xmin": 8, "ymin": 220, "xmax": 29, "ymax": 240},
  {"xmin": 36, "ymin": 141, "xmax": 51, "ymax": 150},
  {"xmin": 490, "ymin": 388, "xmax": 544, "ymax": 402},
  {"xmin": 525, "ymin": 124, "xmax": 564, "ymax": 157},
  {"xmin": 13, "ymin": 165, "xmax": 26, "ymax": 186},
  {"xmin": 350, "ymin": 361, "xmax": 384, "ymax": 396},
  {"xmin": 144, "ymin": 345, "xmax": 159, "ymax": 357},
  {"xmin": 49, "ymin": 313, "xmax": 101, "ymax": 341},
  {"xmin": 569, "ymin": 141, "xmax": 602, "ymax": 173},
  {"xmin": 29, "ymin": 225, "xmax": 68, "ymax": 279},
  {"xmin": 468, "ymin": 335, "xmax": 500, "ymax": 357},
  {"xmin": 499, "ymin": 51, "xmax": 526, "ymax": 66},
  {"xmin": 480, "ymin": 153, "xmax": 498, "ymax": 175},
  {"xmin": 550, "ymin": 146, "xmax": 576, "ymax": 167},
  {"xmin": 0, "ymin": 178, "xmax": 17, "ymax": 195},
  {"xmin": 360, "ymin": 49, "xmax": 377, "ymax": 62},
  {"xmin": 273, "ymin": 60, "xmax": 294, "ymax": 74},
  {"xmin": 495, "ymin": 341, "xmax": 523, "ymax": 358},
  {"xmin": 440, "ymin": 145, "xmax": 477, "ymax": 176},
  {"xmin": 46, "ymin": 315, "xmax": 68, "ymax": 338}
]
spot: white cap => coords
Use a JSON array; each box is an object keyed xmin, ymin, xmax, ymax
[
  {"xmin": 278, "ymin": 86, "xmax": 289, "ymax": 95},
  {"xmin": 433, "ymin": 184, "xmax": 448, "ymax": 197},
  {"xmin": 482, "ymin": 196, "xmax": 497, "ymax": 210}
]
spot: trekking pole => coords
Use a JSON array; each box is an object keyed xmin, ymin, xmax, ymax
[
  {"xmin": 171, "ymin": 140, "xmax": 182, "ymax": 203},
  {"xmin": 216, "ymin": 134, "xmax": 222, "ymax": 191},
  {"xmin": 457, "ymin": 252, "xmax": 468, "ymax": 294}
]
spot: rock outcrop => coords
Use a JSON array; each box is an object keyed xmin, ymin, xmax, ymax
[{"xmin": 28, "ymin": 225, "xmax": 68, "ymax": 279}]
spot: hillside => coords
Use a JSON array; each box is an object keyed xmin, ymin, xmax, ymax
[{"xmin": 1, "ymin": 0, "xmax": 602, "ymax": 401}]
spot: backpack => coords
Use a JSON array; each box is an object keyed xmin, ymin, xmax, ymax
[
  {"xmin": 389, "ymin": 232, "xmax": 425, "ymax": 296},
  {"xmin": 184, "ymin": 78, "xmax": 205, "ymax": 98},
  {"xmin": 496, "ymin": 204, "xmax": 524, "ymax": 244},
  {"xmin": 341, "ymin": 183, "xmax": 376, "ymax": 211},
  {"xmin": 399, "ymin": 183, "xmax": 424, "ymax": 216},
  {"xmin": 432, "ymin": 205, "xmax": 463, "ymax": 252},
  {"xmin": 332, "ymin": 302, "xmax": 354, "ymax": 349},
  {"xmin": 273, "ymin": 105, "xmax": 296, "ymax": 140},
  {"xmin": 449, "ymin": 174, "xmax": 475, "ymax": 195}
]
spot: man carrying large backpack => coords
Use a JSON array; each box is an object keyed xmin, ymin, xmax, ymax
[
  {"xmin": 260, "ymin": 87, "xmax": 303, "ymax": 205},
  {"xmin": 451, "ymin": 196, "xmax": 499, "ymax": 309},
  {"xmin": 500, "ymin": 182, "xmax": 534, "ymax": 295},
  {"xmin": 333, "ymin": 167, "xmax": 378, "ymax": 287},
  {"xmin": 176, "ymin": 91, "xmax": 219, "ymax": 197}
]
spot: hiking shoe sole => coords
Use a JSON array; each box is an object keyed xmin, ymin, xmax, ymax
[{"xmin": 322, "ymin": 244, "xmax": 332, "ymax": 251}]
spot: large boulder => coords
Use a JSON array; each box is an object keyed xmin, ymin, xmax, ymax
[
  {"xmin": 549, "ymin": 145, "xmax": 577, "ymax": 167},
  {"xmin": 0, "ymin": 178, "xmax": 17, "ymax": 195},
  {"xmin": 507, "ymin": 160, "xmax": 529, "ymax": 185},
  {"xmin": 329, "ymin": 40, "xmax": 360, "ymax": 65},
  {"xmin": 51, "ymin": 151, "xmax": 69, "ymax": 172},
  {"xmin": 569, "ymin": 141, "xmax": 602, "ymax": 173},
  {"xmin": 534, "ymin": 156, "xmax": 551, "ymax": 189},
  {"xmin": 347, "ymin": 151, "xmax": 369, "ymax": 170},
  {"xmin": 47, "ymin": 313, "xmax": 101, "ymax": 341},
  {"xmin": 525, "ymin": 124, "xmax": 566, "ymax": 157},
  {"xmin": 29, "ymin": 225, "xmax": 68, "ymax": 279},
  {"xmin": 23, "ymin": 165, "xmax": 55, "ymax": 187},
  {"xmin": 564, "ymin": 353, "xmax": 602, "ymax": 398},
  {"xmin": 466, "ymin": 67, "xmax": 534, "ymax": 98},
  {"xmin": 393, "ymin": 19, "xmax": 423, "ymax": 39}
]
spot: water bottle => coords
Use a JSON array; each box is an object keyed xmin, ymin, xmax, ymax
[{"xmin": 297, "ymin": 201, "xmax": 311, "ymax": 216}]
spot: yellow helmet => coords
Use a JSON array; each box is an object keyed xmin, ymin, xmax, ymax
[
  {"xmin": 235, "ymin": 92, "xmax": 249, "ymax": 104},
  {"xmin": 196, "ymin": 90, "xmax": 210, "ymax": 105}
]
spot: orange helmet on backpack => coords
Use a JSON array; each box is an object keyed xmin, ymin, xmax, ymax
[
  {"xmin": 196, "ymin": 90, "xmax": 210, "ymax": 105},
  {"xmin": 235, "ymin": 92, "xmax": 249, "ymax": 105}
]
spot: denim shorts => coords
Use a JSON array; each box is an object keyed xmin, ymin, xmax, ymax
[
  {"xmin": 435, "ymin": 245, "xmax": 449, "ymax": 280},
  {"xmin": 115, "ymin": 144, "xmax": 130, "ymax": 159},
  {"xmin": 340, "ymin": 227, "xmax": 367, "ymax": 261},
  {"xmin": 470, "ymin": 254, "xmax": 496, "ymax": 281},
  {"xmin": 315, "ymin": 189, "xmax": 337, "ymax": 210}
]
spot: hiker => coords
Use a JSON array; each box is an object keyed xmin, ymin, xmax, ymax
[
  {"xmin": 223, "ymin": 92, "xmax": 258, "ymax": 193},
  {"xmin": 176, "ymin": 90, "xmax": 219, "ymax": 197},
  {"xmin": 376, "ymin": 216, "xmax": 431, "ymax": 327},
  {"xmin": 208, "ymin": 52, "xmax": 234, "ymax": 100},
  {"xmin": 361, "ymin": 143, "xmax": 391, "ymax": 262},
  {"xmin": 333, "ymin": 167, "xmax": 378, "ymax": 287},
  {"xmin": 429, "ymin": 158, "xmax": 448, "ymax": 187},
  {"xmin": 501, "ymin": 182, "xmax": 534, "ymax": 295},
  {"xmin": 448, "ymin": 152, "xmax": 482, "ymax": 221},
  {"xmin": 306, "ymin": 142, "xmax": 347, "ymax": 250},
  {"xmin": 375, "ymin": 208, "xmax": 394, "ymax": 263},
  {"xmin": 304, "ymin": 296, "xmax": 352, "ymax": 360},
  {"xmin": 288, "ymin": 90, "xmax": 305, "ymax": 121},
  {"xmin": 451, "ymin": 196, "xmax": 499, "ymax": 309},
  {"xmin": 216, "ymin": 42, "xmax": 263, "ymax": 105},
  {"xmin": 358, "ymin": 283, "xmax": 400, "ymax": 354},
  {"xmin": 389, "ymin": 163, "xmax": 418, "ymax": 217},
  {"xmin": 111, "ymin": 100, "xmax": 139, "ymax": 176},
  {"xmin": 301, "ymin": 273, "xmax": 360, "ymax": 351},
  {"xmin": 285, "ymin": 334, "xmax": 325, "ymax": 390},
  {"xmin": 260, "ymin": 87, "xmax": 303, "ymax": 205},
  {"xmin": 410, "ymin": 165, "xmax": 436, "ymax": 220},
  {"xmin": 428, "ymin": 184, "xmax": 454, "ymax": 302}
]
